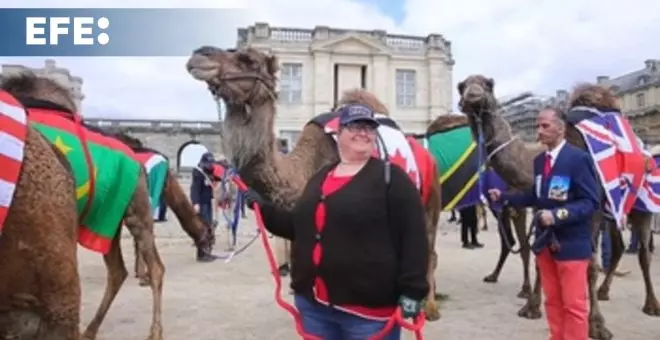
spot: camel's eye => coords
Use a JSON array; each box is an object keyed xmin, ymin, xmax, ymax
[{"xmin": 457, "ymin": 82, "xmax": 465, "ymax": 95}]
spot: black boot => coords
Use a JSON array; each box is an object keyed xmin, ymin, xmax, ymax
[
  {"xmin": 278, "ymin": 263, "xmax": 290, "ymax": 277},
  {"xmin": 196, "ymin": 247, "xmax": 216, "ymax": 262}
]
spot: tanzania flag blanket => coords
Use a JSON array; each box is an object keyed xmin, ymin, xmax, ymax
[
  {"xmin": 0, "ymin": 91, "xmax": 28, "ymax": 235},
  {"xmin": 133, "ymin": 150, "xmax": 169, "ymax": 217},
  {"xmin": 566, "ymin": 106, "xmax": 660, "ymax": 230},
  {"xmin": 26, "ymin": 104, "xmax": 141, "ymax": 254},
  {"xmin": 421, "ymin": 125, "xmax": 508, "ymax": 211}
]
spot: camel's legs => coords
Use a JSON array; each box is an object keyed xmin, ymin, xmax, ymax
[
  {"xmin": 81, "ymin": 233, "xmax": 127, "ymax": 339},
  {"xmin": 483, "ymin": 208, "xmax": 532, "ymax": 298},
  {"xmin": 587, "ymin": 212, "xmax": 613, "ymax": 340},
  {"xmin": 629, "ymin": 211, "xmax": 660, "ymax": 316},
  {"xmin": 517, "ymin": 264, "xmax": 542, "ymax": 319},
  {"xmin": 123, "ymin": 179, "xmax": 165, "ymax": 340},
  {"xmin": 483, "ymin": 208, "xmax": 513, "ymax": 283},
  {"xmin": 134, "ymin": 238, "xmax": 150, "ymax": 286},
  {"xmin": 597, "ymin": 225, "xmax": 625, "ymax": 300},
  {"xmin": 423, "ymin": 217, "xmax": 440, "ymax": 321},
  {"xmin": 34, "ymin": 246, "xmax": 81, "ymax": 340}
]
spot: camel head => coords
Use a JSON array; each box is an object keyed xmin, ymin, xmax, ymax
[
  {"xmin": 0, "ymin": 71, "xmax": 77, "ymax": 113},
  {"xmin": 457, "ymin": 74, "xmax": 498, "ymax": 120},
  {"xmin": 186, "ymin": 46, "xmax": 279, "ymax": 110}
]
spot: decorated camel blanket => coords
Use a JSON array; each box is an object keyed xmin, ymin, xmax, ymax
[
  {"xmin": 417, "ymin": 125, "xmax": 508, "ymax": 211},
  {"xmin": 25, "ymin": 103, "xmax": 141, "ymax": 254},
  {"xmin": 133, "ymin": 150, "xmax": 169, "ymax": 216},
  {"xmin": 566, "ymin": 106, "xmax": 660, "ymax": 230},
  {"xmin": 0, "ymin": 91, "xmax": 28, "ymax": 235},
  {"xmin": 310, "ymin": 112, "xmax": 428, "ymax": 197}
]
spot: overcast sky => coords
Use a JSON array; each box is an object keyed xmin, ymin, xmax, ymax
[{"xmin": 4, "ymin": 0, "xmax": 660, "ymax": 124}]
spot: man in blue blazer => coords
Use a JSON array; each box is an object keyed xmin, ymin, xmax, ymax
[{"xmin": 489, "ymin": 107, "xmax": 599, "ymax": 340}]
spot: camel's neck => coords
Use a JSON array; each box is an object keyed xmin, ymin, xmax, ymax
[
  {"xmin": 162, "ymin": 170, "xmax": 206, "ymax": 242},
  {"xmin": 222, "ymin": 102, "xmax": 335, "ymax": 209},
  {"xmin": 475, "ymin": 112, "xmax": 541, "ymax": 190}
]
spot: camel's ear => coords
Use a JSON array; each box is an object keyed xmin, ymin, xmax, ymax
[
  {"xmin": 486, "ymin": 78, "xmax": 495, "ymax": 92},
  {"xmin": 457, "ymin": 81, "xmax": 465, "ymax": 95},
  {"xmin": 266, "ymin": 55, "xmax": 279, "ymax": 76}
]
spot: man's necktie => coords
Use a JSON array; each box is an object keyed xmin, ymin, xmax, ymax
[{"xmin": 543, "ymin": 153, "xmax": 552, "ymax": 178}]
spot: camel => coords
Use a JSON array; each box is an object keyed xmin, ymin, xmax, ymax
[
  {"xmin": 0, "ymin": 89, "xmax": 80, "ymax": 338},
  {"xmin": 109, "ymin": 131, "xmax": 217, "ymax": 275},
  {"xmin": 563, "ymin": 84, "xmax": 658, "ymax": 314},
  {"xmin": 425, "ymin": 114, "xmax": 533, "ymax": 299},
  {"xmin": 1, "ymin": 73, "xmax": 165, "ymax": 340},
  {"xmin": 186, "ymin": 46, "xmax": 443, "ymax": 320},
  {"xmin": 457, "ymin": 74, "xmax": 659, "ymax": 340}
]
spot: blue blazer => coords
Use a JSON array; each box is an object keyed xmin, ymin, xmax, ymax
[{"xmin": 502, "ymin": 143, "xmax": 599, "ymax": 260}]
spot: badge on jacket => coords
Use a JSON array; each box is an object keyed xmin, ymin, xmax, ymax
[
  {"xmin": 548, "ymin": 175, "xmax": 570, "ymax": 201},
  {"xmin": 556, "ymin": 208, "xmax": 569, "ymax": 220}
]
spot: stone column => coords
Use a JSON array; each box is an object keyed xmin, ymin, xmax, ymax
[
  {"xmin": 371, "ymin": 54, "xmax": 390, "ymax": 111},
  {"xmin": 313, "ymin": 51, "xmax": 332, "ymax": 114},
  {"xmin": 427, "ymin": 57, "xmax": 453, "ymax": 118}
]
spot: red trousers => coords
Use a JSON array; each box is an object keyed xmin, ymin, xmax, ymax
[{"xmin": 537, "ymin": 248, "xmax": 589, "ymax": 340}]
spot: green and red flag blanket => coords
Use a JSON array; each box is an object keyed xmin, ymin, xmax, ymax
[
  {"xmin": 133, "ymin": 150, "xmax": 168, "ymax": 216},
  {"xmin": 0, "ymin": 91, "xmax": 28, "ymax": 235},
  {"xmin": 26, "ymin": 104, "xmax": 141, "ymax": 254}
]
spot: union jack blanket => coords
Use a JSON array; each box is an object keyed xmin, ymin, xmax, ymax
[{"xmin": 567, "ymin": 106, "xmax": 660, "ymax": 230}]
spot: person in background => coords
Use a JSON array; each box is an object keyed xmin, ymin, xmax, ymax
[
  {"xmin": 459, "ymin": 205, "xmax": 483, "ymax": 249},
  {"xmin": 488, "ymin": 107, "xmax": 599, "ymax": 340},
  {"xmin": 190, "ymin": 152, "xmax": 217, "ymax": 262},
  {"xmin": 447, "ymin": 209, "xmax": 457, "ymax": 223},
  {"xmin": 243, "ymin": 103, "xmax": 429, "ymax": 339},
  {"xmin": 155, "ymin": 195, "xmax": 168, "ymax": 222}
]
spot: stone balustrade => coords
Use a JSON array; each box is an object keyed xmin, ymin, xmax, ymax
[
  {"xmin": 237, "ymin": 22, "xmax": 451, "ymax": 55},
  {"xmin": 83, "ymin": 118, "xmax": 222, "ymax": 134}
]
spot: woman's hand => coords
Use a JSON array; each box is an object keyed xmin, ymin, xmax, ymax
[
  {"xmin": 243, "ymin": 189, "xmax": 265, "ymax": 210},
  {"xmin": 398, "ymin": 295, "xmax": 422, "ymax": 318}
]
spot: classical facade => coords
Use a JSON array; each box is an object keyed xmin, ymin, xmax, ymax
[
  {"xmin": 233, "ymin": 22, "xmax": 454, "ymax": 149},
  {"xmin": 1, "ymin": 59, "xmax": 85, "ymax": 111},
  {"xmin": 503, "ymin": 90, "xmax": 569, "ymax": 142},
  {"xmin": 596, "ymin": 59, "xmax": 660, "ymax": 144}
]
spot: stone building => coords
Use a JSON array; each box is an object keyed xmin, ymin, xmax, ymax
[
  {"xmin": 596, "ymin": 59, "xmax": 660, "ymax": 144},
  {"xmin": 502, "ymin": 90, "xmax": 569, "ymax": 142},
  {"xmin": 1, "ymin": 59, "xmax": 85, "ymax": 111},
  {"xmin": 232, "ymin": 22, "xmax": 454, "ymax": 149},
  {"xmin": 507, "ymin": 59, "xmax": 660, "ymax": 145}
]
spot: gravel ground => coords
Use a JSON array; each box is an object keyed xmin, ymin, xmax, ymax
[{"xmin": 78, "ymin": 200, "xmax": 660, "ymax": 340}]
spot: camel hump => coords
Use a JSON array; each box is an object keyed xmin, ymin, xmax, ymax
[{"xmin": 0, "ymin": 90, "xmax": 29, "ymax": 234}]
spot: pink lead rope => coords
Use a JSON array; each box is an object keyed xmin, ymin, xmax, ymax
[{"xmin": 223, "ymin": 168, "xmax": 426, "ymax": 339}]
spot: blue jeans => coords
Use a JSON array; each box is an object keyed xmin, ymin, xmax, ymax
[
  {"xmin": 600, "ymin": 224, "xmax": 611, "ymax": 270},
  {"xmin": 197, "ymin": 202, "xmax": 213, "ymax": 226},
  {"xmin": 294, "ymin": 295, "xmax": 401, "ymax": 340}
]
